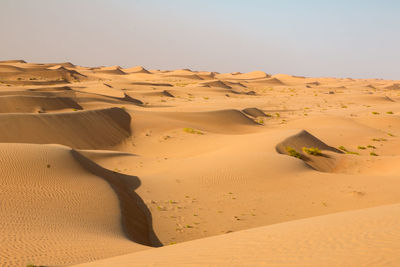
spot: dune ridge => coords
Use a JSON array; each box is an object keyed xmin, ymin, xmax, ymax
[{"xmin": 0, "ymin": 107, "xmax": 131, "ymax": 149}]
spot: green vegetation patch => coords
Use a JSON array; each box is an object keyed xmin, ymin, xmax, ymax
[
  {"xmin": 183, "ymin": 128, "xmax": 204, "ymax": 135},
  {"xmin": 338, "ymin": 146, "xmax": 359, "ymax": 155},
  {"xmin": 286, "ymin": 146, "xmax": 302, "ymax": 159},
  {"xmin": 302, "ymin": 147, "xmax": 323, "ymax": 156}
]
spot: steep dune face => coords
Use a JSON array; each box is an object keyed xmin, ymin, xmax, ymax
[
  {"xmin": 72, "ymin": 150, "xmax": 161, "ymax": 247},
  {"xmin": 0, "ymin": 107, "xmax": 131, "ymax": 149},
  {"xmin": 0, "ymin": 144, "xmax": 149, "ymax": 267}
]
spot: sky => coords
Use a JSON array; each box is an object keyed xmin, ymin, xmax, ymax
[{"xmin": 1, "ymin": 0, "xmax": 399, "ymax": 79}]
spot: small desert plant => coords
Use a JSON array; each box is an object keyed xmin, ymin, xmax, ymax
[
  {"xmin": 256, "ymin": 118, "xmax": 264, "ymax": 124},
  {"xmin": 286, "ymin": 146, "xmax": 302, "ymax": 159},
  {"xmin": 367, "ymin": 145, "xmax": 376, "ymax": 149},
  {"xmin": 357, "ymin": 146, "xmax": 366, "ymax": 150},
  {"xmin": 387, "ymin": 133, "xmax": 395, "ymax": 137},
  {"xmin": 183, "ymin": 128, "xmax": 204, "ymax": 135},
  {"xmin": 372, "ymin": 111, "xmax": 380, "ymax": 115},
  {"xmin": 372, "ymin": 138, "xmax": 387, "ymax": 142},
  {"xmin": 387, "ymin": 111, "xmax": 394, "ymax": 114},
  {"xmin": 338, "ymin": 146, "xmax": 359, "ymax": 155},
  {"xmin": 302, "ymin": 147, "xmax": 323, "ymax": 156},
  {"xmin": 370, "ymin": 151, "xmax": 378, "ymax": 156}
]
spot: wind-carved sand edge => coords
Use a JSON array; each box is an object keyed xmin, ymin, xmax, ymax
[{"xmin": 71, "ymin": 149, "xmax": 162, "ymax": 247}]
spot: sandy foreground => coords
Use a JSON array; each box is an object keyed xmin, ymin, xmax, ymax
[{"xmin": 0, "ymin": 60, "xmax": 399, "ymax": 266}]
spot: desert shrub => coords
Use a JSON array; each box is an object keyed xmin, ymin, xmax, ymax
[
  {"xmin": 338, "ymin": 146, "xmax": 359, "ymax": 155},
  {"xmin": 372, "ymin": 138, "xmax": 387, "ymax": 142},
  {"xmin": 183, "ymin": 128, "xmax": 204, "ymax": 135},
  {"xmin": 302, "ymin": 147, "xmax": 323, "ymax": 156},
  {"xmin": 286, "ymin": 146, "xmax": 302, "ymax": 159}
]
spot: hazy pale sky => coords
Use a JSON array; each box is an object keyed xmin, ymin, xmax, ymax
[{"xmin": 1, "ymin": 0, "xmax": 399, "ymax": 79}]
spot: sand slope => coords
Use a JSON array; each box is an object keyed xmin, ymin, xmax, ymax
[
  {"xmin": 0, "ymin": 107, "xmax": 131, "ymax": 149},
  {"xmin": 0, "ymin": 144, "xmax": 149, "ymax": 267},
  {"xmin": 73, "ymin": 204, "xmax": 400, "ymax": 267}
]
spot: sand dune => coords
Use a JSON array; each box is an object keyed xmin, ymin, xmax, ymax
[
  {"xmin": 123, "ymin": 66, "xmax": 150, "ymax": 74},
  {"xmin": 198, "ymin": 80, "xmax": 232, "ymax": 88},
  {"xmin": 0, "ymin": 143, "xmax": 149, "ymax": 267},
  {"xmin": 95, "ymin": 66, "xmax": 126, "ymax": 75},
  {"xmin": 0, "ymin": 64, "xmax": 24, "ymax": 72},
  {"xmin": 152, "ymin": 109, "xmax": 260, "ymax": 134},
  {"xmin": 0, "ymin": 107, "xmax": 131, "ymax": 149},
  {"xmin": 242, "ymin": 107, "xmax": 267, "ymax": 118},
  {"xmin": 276, "ymin": 130, "xmax": 343, "ymax": 172},
  {"xmin": 0, "ymin": 95, "xmax": 82, "ymax": 113},
  {"xmin": 0, "ymin": 59, "xmax": 26, "ymax": 64},
  {"xmin": 385, "ymin": 83, "xmax": 400, "ymax": 90},
  {"xmin": 1, "ymin": 60, "xmax": 400, "ymax": 267},
  {"xmin": 216, "ymin": 70, "xmax": 270, "ymax": 80},
  {"xmin": 247, "ymin": 77, "xmax": 285, "ymax": 86},
  {"xmin": 163, "ymin": 70, "xmax": 204, "ymax": 80},
  {"xmin": 73, "ymin": 204, "xmax": 400, "ymax": 267}
]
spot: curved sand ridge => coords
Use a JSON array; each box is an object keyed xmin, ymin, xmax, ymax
[
  {"xmin": 0, "ymin": 143, "xmax": 156, "ymax": 267},
  {"xmin": 0, "ymin": 107, "xmax": 131, "ymax": 149}
]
